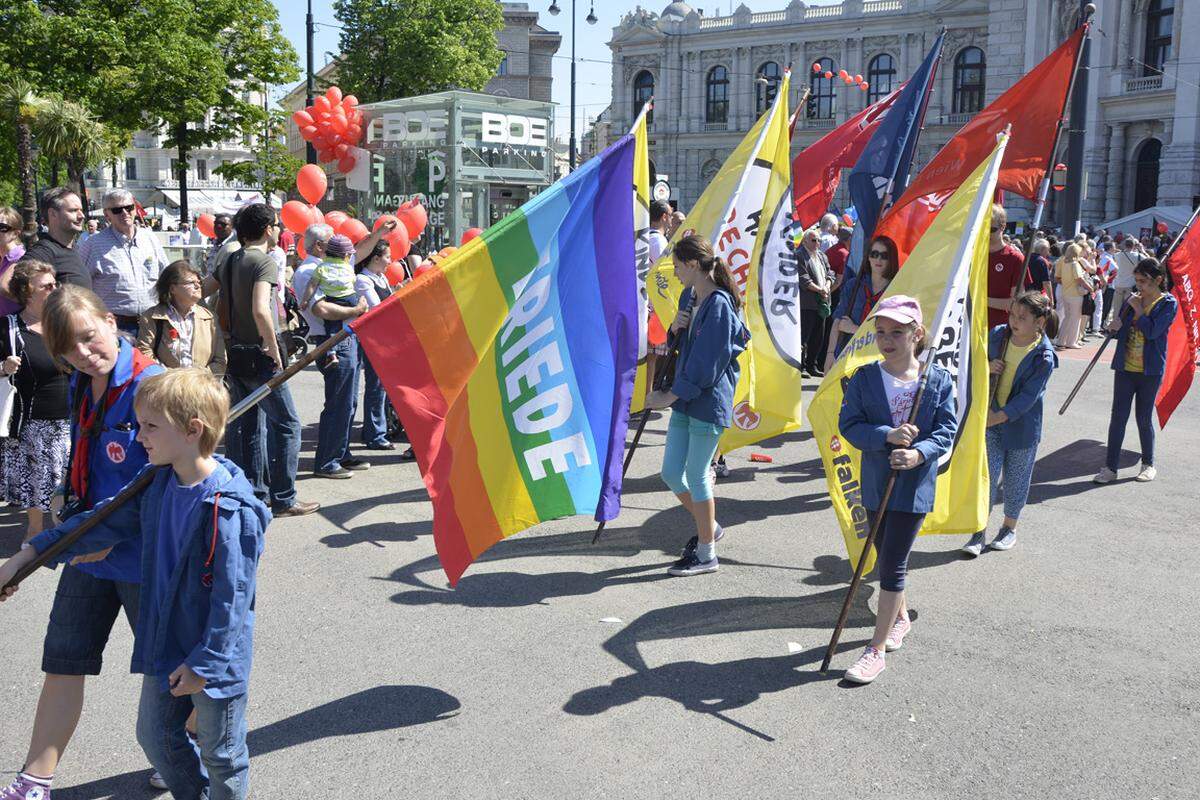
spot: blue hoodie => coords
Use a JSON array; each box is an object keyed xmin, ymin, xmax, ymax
[
  {"xmin": 30, "ymin": 456, "xmax": 271, "ymax": 698},
  {"xmin": 669, "ymin": 287, "xmax": 751, "ymax": 427},
  {"xmin": 988, "ymin": 326, "xmax": 1058, "ymax": 449}
]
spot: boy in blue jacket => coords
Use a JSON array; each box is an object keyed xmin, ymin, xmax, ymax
[{"xmin": 1, "ymin": 368, "xmax": 271, "ymax": 800}]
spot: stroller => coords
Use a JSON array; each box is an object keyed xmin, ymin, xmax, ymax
[{"xmin": 282, "ymin": 284, "xmax": 310, "ymax": 362}]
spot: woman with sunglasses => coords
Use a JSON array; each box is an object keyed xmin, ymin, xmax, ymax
[
  {"xmin": 135, "ymin": 260, "xmax": 225, "ymax": 374},
  {"xmin": 0, "ymin": 260, "xmax": 69, "ymax": 541},
  {"xmin": 0, "ymin": 206, "xmax": 26, "ymax": 316},
  {"xmin": 825, "ymin": 235, "xmax": 899, "ymax": 370}
]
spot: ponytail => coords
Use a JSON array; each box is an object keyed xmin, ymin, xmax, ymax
[
  {"xmin": 673, "ymin": 234, "xmax": 743, "ymax": 311},
  {"xmin": 706, "ymin": 255, "xmax": 742, "ymax": 311},
  {"xmin": 1013, "ymin": 290, "xmax": 1060, "ymax": 339}
]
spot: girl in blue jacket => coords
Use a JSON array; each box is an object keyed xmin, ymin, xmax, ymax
[
  {"xmin": 645, "ymin": 235, "xmax": 750, "ymax": 578},
  {"xmin": 838, "ymin": 295, "xmax": 957, "ymax": 684},
  {"xmin": 962, "ymin": 292, "xmax": 1059, "ymax": 556},
  {"xmin": 1095, "ymin": 257, "xmax": 1178, "ymax": 484}
]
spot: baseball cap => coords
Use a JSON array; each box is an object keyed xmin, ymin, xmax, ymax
[{"xmin": 870, "ymin": 295, "xmax": 923, "ymax": 326}]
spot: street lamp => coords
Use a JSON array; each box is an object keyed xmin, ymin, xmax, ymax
[{"xmin": 550, "ymin": 1, "xmax": 597, "ymax": 172}]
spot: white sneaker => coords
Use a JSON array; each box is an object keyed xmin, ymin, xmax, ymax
[
  {"xmin": 1092, "ymin": 467, "xmax": 1117, "ymax": 484},
  {"xmin": 149, "ymin": 771, "xmax": 168, "ymax": 790},
  {"xmin": 961, "ymin": 531, "xmax": 986, "ymax": 557},
  {"xmin": 1136, "ymin": 465, "xmax": 1157, "ymax": 482}
]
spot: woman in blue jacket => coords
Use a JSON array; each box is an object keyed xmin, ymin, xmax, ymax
[
  {"xmin": 962, "ymin": 292, "xmax": 1059, "ymax": 556},
  {"xmin": 838, "ymin": 295, "xmax": 957, "ymax": 685},
  {"xmin": 1094, "ymin": 257, "xmax": 1178, "ymax": 484},
  {"xmin": 645, "ymin": 235, "xmax": 750, "ymax": 578}
]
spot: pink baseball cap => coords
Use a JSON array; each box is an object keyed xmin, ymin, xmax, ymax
[{"xmin": 870, "ymin": 295, "xmax": 923, "ymax": 326}]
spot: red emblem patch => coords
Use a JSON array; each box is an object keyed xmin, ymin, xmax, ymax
[
  {"xmin": 830, "ymin": 435, "xmax": 843, "ymax": 454},
  {"xmin": 106, "ymin": 442, "xmax": 126, "ymax": 463}
]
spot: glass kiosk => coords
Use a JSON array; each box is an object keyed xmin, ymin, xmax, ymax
[{"xmin": 353, "ymin": 91, "xmax": 556, "ymax": 253}]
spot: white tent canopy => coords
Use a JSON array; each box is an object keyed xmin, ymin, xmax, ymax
[
  {"xmin": 157, "ymin": 187, "xmax": 283, "ymax": 215},
  {"xmin": 1098, "ymin": 205, "xmax": 1192, "ymax": 237}
]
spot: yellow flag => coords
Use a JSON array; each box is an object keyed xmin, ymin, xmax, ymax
[
  {"xmin": 807, "ymin": 134, "xmax": 1006, "ymax": 571},
  {"xmin": 647, "ymin": 70, "xmax": 800, "ymax": 452},
  {"xmin": 630, "ymin": 102, "xmax": 652, "ymax": 414}
]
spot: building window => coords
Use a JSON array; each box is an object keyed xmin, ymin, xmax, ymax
[
  {"xmin": 125, "ymin": 157, "xmax": 137, "ymax": 182},
  {"xmin": 498, "ymin": 51, "xmax": 509, "ymax": 76},
  {"xmin": 633, "ymin": 70, "xmax": 654, "ymax": 126},
  {"xmin": 866, "ymin": 54, "xmax": 896, "ymax": 103},
  {"xmin": 706, "ymin": 65, "xmax": 729, "ymax": 124},
  {"xmin": 952, "ymin": 47, "xmax": 986, "ymax": 114},
  {"xmin": 1144, "ymin": 0, "xmax": 1174, "ymax": 75},
  {"xmin": 170, "ymin": 158, "xmax": 183, "ymax": 180},
  {"xmin": 196, "ymin": 159, "xmax": 208, "ymax": 181},
  {"xmin": 809, "ymin": 57, "xmax": 836, "ymax": 119},
  {"xmin": 756, "ymin": 61, "xmax": 782, "ymax": 116},
  {"xmin": 1133, "ymin": 138, "xmax": 1162, "ymax": 212}
]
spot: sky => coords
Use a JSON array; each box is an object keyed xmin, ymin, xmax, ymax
[{"xmin": 268, "ymin": 1, "xmax": 803, "ymax": 142}]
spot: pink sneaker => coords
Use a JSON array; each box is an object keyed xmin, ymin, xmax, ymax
[
  {"xmin": 885, "ymin": 614, "xmax": 912, "ymax": 652},
  {"xmin": 0, "ymin": 774, "xmax": 52, "ymax": 800},
  {"xmin": 844, "ymin": 646, "xmax": 886, "ymax": 684}
]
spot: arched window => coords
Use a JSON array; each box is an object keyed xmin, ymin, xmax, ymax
[
  {"xmin": 866, "ymin": 54, "xmax": 896, "ymax": 103},
  {"xmin": 706, "ymin": 66, "xmax": 729, "ymax": 124},
  {"xmin": 809, "ymin": 57, "xmax": 836, "ymax": 119},
  {"xmin": 497, "ymin": 52, "xmax": 509, "ymax": 76},
  {"xmin": 1134, "ymin": 138, "xmax": 1162, "ymax": 213},
  {"xmin": 952, "ymin": 47, "xmax": 986, "ymax": 114},
  {"xmin": 756, "ymin": 61, "xmax": 782, "ymax": 116},
  {"xmin": 633, "ymin": 70, "xmax": 655, "ymax": 126},
  {"xmin": 1144, "ymin": 1, "xmax": 1174, "ymax": 75}
]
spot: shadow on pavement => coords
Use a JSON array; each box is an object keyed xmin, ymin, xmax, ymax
[{"xmin": 1026, "ymin": 439, "xmax": 1142, "ymax": 504}]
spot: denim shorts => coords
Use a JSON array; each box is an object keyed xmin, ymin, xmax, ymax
[{"xmin": 41, "ymin": 564, "xmax": 140, "ymax": 676}]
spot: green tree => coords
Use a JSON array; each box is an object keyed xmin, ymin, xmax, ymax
[
  {"xmin": 0, "ymin": 79, "xmax": 50, "ymax": 239},
  {"xmin": 213, "ymin": 110, "xmax": 304, "ymax": 200},
  {"xmin": 34, "ymin": 97, "xmax": 125, "ymax": 208},
  {"xmin": 333, "ymin": 0, "xmax": 504, "ymax": 103}
]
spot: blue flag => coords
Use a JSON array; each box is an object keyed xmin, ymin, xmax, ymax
[{"xmin": 846, "ymin": 31, "xmax": 944, "ymax": 268}]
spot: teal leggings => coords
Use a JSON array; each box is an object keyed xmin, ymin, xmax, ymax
[{"xmin": 661, "ymin": 411, "xmax": 724, "ymax": 502}]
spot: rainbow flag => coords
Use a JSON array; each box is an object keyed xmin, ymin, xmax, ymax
[{"xmin": 353, "ymin": 135, "xmax": 638, "ymax": 585}]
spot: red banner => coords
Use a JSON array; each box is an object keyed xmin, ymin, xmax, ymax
[{"xmin": 1157, "ymin": 215, "xmax": 1200, "ymax": 427}]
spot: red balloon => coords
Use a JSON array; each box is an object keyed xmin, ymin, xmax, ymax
[
  {"xmin": 292, "ymin": 110, "xmax": 314, "ymax": 128},
  {"xmin": 326, "ymin": 86, "xmax": 343, "ymax": 105},
  {"xmin": 343, "ymin": 95, "xmax": 359, "ymax": 109},
  {"xmin": 854, "ymin": 74, "xmax": 863, "ymax": 83},
  {"xmin": 311, "ymin": 206, "xmax": 324, "ymax": 225},
  {"xmin": 387, "ymin": 226, "xmax": 411, "ymax": 261},
  {"xmin": 196, "ymin": 213, "xmax": 215, "ymax": 239},
  {"xmin": 812, "ymin": 62, "xmax": 821, "ymax": 73},
  {"xmin": 300, "ymin": 125, "xmax": 318, "ymax": 141},
  {"xmin": 346, "ymin": 125, "xmax": 362, "ymax": 143},
  {"xmin": 396, "ymin": 200, "xmax": 427, "ymax": 239},
  {"xmin": 324, "ymin": 210, "xmax": 349, "ymax": 230},
  {"xmin": 337, "ymin": 155, "xmax": 357, "ymax": 174},
  {"xmin": 412, "ymin": 262, "xmax": 434, "ymax": 279},
  {"xmin": 372, "ymin": 214, "xmax": 398, "ymax": 232},
  {"xmin": 316, "ymin": 148, "xmax": 335, "ymax": 163},
  {"xmin": 313, "ymin": 95, "xmax": 331, "ymax": 114},
  {"xmin": 296, "ymin": 239, "xmax": 307, "ymax": 260},
  {"xmin": 860, "ymin": 81, "xmax": 870, "ymax": 91},
  {"xmin": 280, "ymin": 201, "xmax": 314, "ymax": 235},
  {"xmin": 340, "ymin": 219, "xmax": 369, "ymax": 245},
  {"xmin": 334, "ymin": 142, "xmax": 350, "ymax": 158},
  {"xmin": 461, "ymin": 227, "xmax": 483, "ymax": 245},
  {"xmin": 837, "ymin": 69, "xmax": 848, "ymax": 80},
  {"xmin": 384, "ymin": 260, "xmax": 407, "ymax": 287},
  {"xmin": 823, "ymin": 71, "xmax": 833, "ymax": 79},
  {"xmin": 296, "ymin": 164, "xmax": 327, "ymax": 205}
]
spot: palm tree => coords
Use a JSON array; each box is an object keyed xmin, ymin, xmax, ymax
[
  {"xmin": 34, "ymin": 97, "xmax": 124, "ymax": 210},
  {"xmin": 0, "ymin": 80, "xmax": 50, "ymax": 241}
]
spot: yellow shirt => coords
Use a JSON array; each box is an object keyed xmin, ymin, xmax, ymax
[
  {"xmin": 1124, "ymin": 294, "xmax": 1165, "ymax": 373},
  {"xmin": 996, "ymin": 338, "xmax": 1038, "ymax": 407},
  {"xmin": 1056, "ymin": 258, "xmax": 1086, "ymax": 297}
]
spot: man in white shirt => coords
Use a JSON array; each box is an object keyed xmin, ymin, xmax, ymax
[
  {"xmin": 646, "ymin": 199, "xmax": 671, "ymax": 263},
  {"xmin": 1109, "ymin": 237, "xmax": 1140, "ymax": 324},
  {"xmin": 78, "ymin": 188, "xmax": 169, "ymax": 333},
  {"xmin": 818, "ymin": 213, "xmax": 840, "ymax": 252}
]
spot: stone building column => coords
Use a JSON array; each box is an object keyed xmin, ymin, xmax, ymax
[{"xmin": 1104, "ymin": 122, "xmax": 1126, "ymax": 220}]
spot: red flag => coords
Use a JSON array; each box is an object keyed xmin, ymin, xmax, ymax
[
  {"xmin": 791, "ymin": 87, "xmax": 901, "ymax": 229},
  {"xmin": 1156, "ymin": 215, "xmax": 1200, "ymax": 427},
  {"xmin": 875, "ymin": 26, "xmax": 1086, "ymax": 263}
]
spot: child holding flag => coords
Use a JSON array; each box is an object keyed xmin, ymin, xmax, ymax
[
  {"xmin": 0, "ymin": 368, "xmax": 270, "ymax": 800},
  {"xmin": 644, "ymin": 235, "xmax": 750, "ymax": 577},
  {"xmin": 1094, "ymin": 258, "xmax": 1178, "ymax": 485},
  {"xmin": 962, "ymin": 292, "xmax": 1059, "ymax": 556},
  {"xmin": 837, "ymin": 296, "xmax": 957, "ymax": 684}
]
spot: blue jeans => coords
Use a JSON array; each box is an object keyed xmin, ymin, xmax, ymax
[
  {"xmin": 314, "ymin": 333, "xmax": 360, "ymax": 473},
  {"xmin": 660, "ymin": 411, "xmax": 723, "ymax": 502},
  {"xmin": 359, "ymin": 343, "xmax": 389, "ymax": 446},
  {"xmin": 867, "ymin": 509, "xmax": 925, "ymax": 592},
  {"xmin": 136, "ymin": 677, "xmax": 249, "ymax": 800},
  {"xmin": 986, "ymin": 428, "xmax": 1038, "ymax": 521},
  {"xmin": 1106, "ymin": 370, "xmax": 1162, "ymax": 471},
  {"xmin": 226, "ymin": 374, "xmax": 301, "ymax": 512}
]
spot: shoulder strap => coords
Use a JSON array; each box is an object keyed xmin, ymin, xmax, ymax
[{"xmin": 153, "ymin": 318, "xmax": 165, "ymax": 359}]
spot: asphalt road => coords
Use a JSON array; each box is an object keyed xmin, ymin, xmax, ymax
[{"xmin": 1, "ymin": 337, "xmax": 1197, "ymax": 799}]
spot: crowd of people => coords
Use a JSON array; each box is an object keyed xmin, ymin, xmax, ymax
[{"xmin": 0, "ymin": 185, "xmax": 1186, "ymax": 797}]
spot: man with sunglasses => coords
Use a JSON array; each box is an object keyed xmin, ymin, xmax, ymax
[
  {"xmin": 985, "ymin": 204, "xmax": 1027, "ymax": 329},
  {"xmin": 78, "ymin": 188, "xmax": 169, "ymax": 334},
  {"xmin": 19, "ymin": 187, "xmax": 92, "ymax": 291}
]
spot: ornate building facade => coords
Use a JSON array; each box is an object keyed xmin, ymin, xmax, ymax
[{"xmin": 607, "ymin": 1, "xmax": 1189, "ymax": 228}]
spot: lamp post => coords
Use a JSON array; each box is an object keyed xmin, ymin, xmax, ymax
[
  {"xmin": 549, "ymin": 0, "xmax": 597, "ymax": 172},
  {"xmin": 305, "ymin": 0, "xmax": 316, "ymax": 164}
]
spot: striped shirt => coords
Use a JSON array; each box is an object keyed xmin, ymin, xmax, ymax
[{"xmin": 79, "ymin": 226, "xmax": 169, "ymax": 316}]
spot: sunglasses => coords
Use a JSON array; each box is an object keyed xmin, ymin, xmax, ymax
[
  {"xmin": 0, "ymin": 224, "xmax": 13, "ymax": 234},
  {"xmin": 868, "ymin": 250, "xmax": 889, "ymax": 259},
  {"xmin": 106, "ymin": 204, "xmax": 136, "ymax": 215}
]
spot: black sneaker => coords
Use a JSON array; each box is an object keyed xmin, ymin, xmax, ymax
[
  {"xmin": 314, "ymin": 466, "xmax": 353, "ymax": 479},
  {"xmin": 681, "ymin": 525, "xmax": 725, "ymax": 557},
  {"xmin": 340, "ymin": 458, "xmax": 370, "ymax": 471},
  {"xmin": 667, "ymin": 551, "xmax": 719, "ymax": 577},
  {"xmin": 399, "ymin": 447, "xmax": 417, "ymax": 461},
  {"xmin": 809, "ymin": 366, "xmax": 825, "ymax": 378},
  {"xmin": 364, "ymin": 441, "xmax": 395, "ymax": 451}
]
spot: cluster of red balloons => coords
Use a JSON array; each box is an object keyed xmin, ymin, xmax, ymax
[
  {"xmin": 812, "ymin": 62, "xmax": 869, "ymax": 92},
  {"xmin": 293, "ymin": 86, "xmax": 363, "ymax": 174}
]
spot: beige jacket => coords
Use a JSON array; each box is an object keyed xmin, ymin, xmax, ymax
[{"xmin": 136, "ymin": 302, "xmax": 226, "ymax": 376}]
